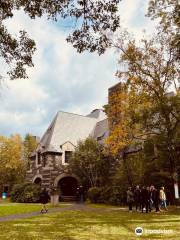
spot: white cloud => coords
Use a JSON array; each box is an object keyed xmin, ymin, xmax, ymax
[
  {"xmin": 118, "ymin": 0, "xmax": 157, "ymax": 39},
  {"xmin": 0, "ymin": 1, "xmax": 156, "ymax": 137}
]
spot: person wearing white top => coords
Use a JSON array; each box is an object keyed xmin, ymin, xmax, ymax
[{"xmin": 159, "ymin": 186, "xmax": 168, "ymax": 210}]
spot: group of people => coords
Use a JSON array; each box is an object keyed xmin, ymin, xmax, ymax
[
  {"xmin": 40, "ymin": 185, "xmax": 168, "ymax": 214},
  {"xmin": 127, "ymin": 185, "xmax": 168, "ymax": 213}
]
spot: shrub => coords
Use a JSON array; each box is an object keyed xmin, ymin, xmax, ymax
[
  {"xmin": 10, "ymin": 183, "xmax": 41, "ymax": 203},
  {"xmin": 100, "ymin": 186, "xmax": 125, "ymax": 205},
  {"xmin": 98, "ymin": 186, "xmax": 111, "ymax": 203},
  {"xmin": 88, "ymin": 186, "xmax": 126, "ymax": 205},
  {"xmin": 87, "ymin": 187, "xmax": 102, "ymax": 203},
  {"xmin": 108, "ymin": 187, "xmax": 123, "ymax": 205}
]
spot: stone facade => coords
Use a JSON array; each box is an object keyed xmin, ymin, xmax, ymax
[
  {"xmin": 27, "ymin": 153, "xmax": 61, "ymax": 187},
  {"xmin": 26, "ymin": 109, "xmax": 108, "ymax": 198}
]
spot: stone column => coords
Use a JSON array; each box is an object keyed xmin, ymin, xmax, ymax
[{"xmin": 51, "ymin": 194, "xmax": 59, "ymax": 206}]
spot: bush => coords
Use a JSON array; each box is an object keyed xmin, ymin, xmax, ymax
[
  {"xmin": 88, "ymin": 186, "xmax": 126, "ymax": 205},
  {"xmin": 100, "ymin": 186, "xmax": 125, "ymax": 205},
  {"xmin": 87, "ymin": 187, "xmax": 102, "ymax": 203},
  {"xmin": 10, "ymin": 183, "xmax": 41, "ymax": 203}
]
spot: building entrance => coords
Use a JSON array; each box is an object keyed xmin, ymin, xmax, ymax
[{"xmin": 58, "ymin": 176, "xmax": 77, "ymax": 197}]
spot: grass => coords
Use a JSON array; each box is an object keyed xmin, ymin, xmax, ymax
[
  {"xmin": 0, "ymin": 203, "xmax": 49, "ymax": 217},
  {"xmin": 0, "ymin": 203, "xmax": 179, "ymax": 239},
  {"xmin": 0, "ymin": 199, "xmax": 72, "ymax": 217}
]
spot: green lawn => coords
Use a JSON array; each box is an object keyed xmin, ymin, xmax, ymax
[
  {"xmin": 0, "ymin": 201, "xmax": 71, "ymax": 217},
  {"xmin": 0, "ymin": 203, "xmax": 49, "ymax": 217},
  {"xmin": 0, "ymin": 204, "xmax": 179, "ymax": 240}
]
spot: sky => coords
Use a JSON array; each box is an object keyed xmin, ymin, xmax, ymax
[{"xmin": 0, "ymin": 0, "xmax": 157, "ymax": 138}]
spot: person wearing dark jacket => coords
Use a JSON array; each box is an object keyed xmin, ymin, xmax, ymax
[
  {"xmin": 149, "ymin": 186, "xmax": 154, "ymax": 211},
  {"xmin": 127, "ymin": 187, "xmax": 134, "ymax": 212},
  {"xmin": 40, "ymin": 188, "xmax": 50, "ymax": 213},
  {"xmin": 146, "ymin": 186, "xmax": 152, "ymax": 212},
  {"xmin": 76, "ymin": 185, "xmax": 84, "ymax": 203},
  {"xmin": 151, "ymin": 186, "xmax": 160, "ymax": 213},
  {"xmin": 79, "ymin": 185, "xmax": 84, "ymax": 203},
  {"xmin": 134, "ymin": 185, "xmax": 141, "ymax": 211},
  {"xmin": 141, "ymin": 186, "xmax": 149, "ymax": 213}
]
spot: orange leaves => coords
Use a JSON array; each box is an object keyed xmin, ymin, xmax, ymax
[
  {"xmin": 107, "ymin": 83, "xmax": 138, "ymax": 155},
  {"xmin": 108, "ymin": 30, "xmax": 179, "ymax": 157},
  {"xmin": 106, "ymin": 122, "xmax": 132, "ymax": 156},
  {"xmin": 107, "ymin": 81, "xmax": 153, "ymax": 156}
]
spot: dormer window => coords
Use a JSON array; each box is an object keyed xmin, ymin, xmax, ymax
[{"xmin": 65, "ymin": 151, "xmax": 72, "ymax": 164}]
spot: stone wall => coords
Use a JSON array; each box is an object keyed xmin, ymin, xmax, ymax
[{"xmin": 26, "ymin": 153, "xmax": 69, "ymax": 190}]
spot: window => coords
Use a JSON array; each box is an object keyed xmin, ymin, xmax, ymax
[
  {"xmin": 42, "ymin": 155, "xmax": 47, "ymax": 167},
  {"xmin": 37, "ymin": 151, "xmax": 41, "ymax": 165},
  {"xmin": 65, "ymin": 151, "xmax": 72, "ymax": 164}
]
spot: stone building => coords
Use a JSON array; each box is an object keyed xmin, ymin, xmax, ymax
[{"xmin": 26, "ymin": 109, "xmax": 108, "ymax": 200}]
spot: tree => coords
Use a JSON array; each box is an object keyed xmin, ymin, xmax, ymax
[
  {"xmin": 113, "ymin": 151, "xmax": 145, "ymax": 186},
  {"xmin": 106, "ymin": 82, "xmax": 145, "ymax": 185},
  {"xmin": 107, "ymin": 31, "xmax": 180, "ymax": 189},
  {"xmin": 147, "ymin": 0, "xmax": 180, "ymax": 60},
  {"xmin": 23, "ymin": 133, "xmax": 38, "ymax": 170},
  {"xmin": 0, "ymin": 134, "xmax": 26, "ymax": 192},
  {"xmin": 69, "ymin": 137, "xmax": 113, "ymax": 188},
  {"xmin": 0, "ymin": 0, "xmax": 120, "ymax": 80},
  {"xmin": 1, "ymin": 1, "xmax": 179, "ymax": 80}
]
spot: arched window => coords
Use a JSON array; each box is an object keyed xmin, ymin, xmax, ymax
[{"xmin": 34, "ymin": 177, "xmax": 42, "ymax": 185}]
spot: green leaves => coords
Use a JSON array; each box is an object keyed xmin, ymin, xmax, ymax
[
  {"xmin": 69, "ymin": 137, "xmax": 112, "ymax": 187},
  {"xmin": 0, "ymin": 0, "xmax": 121, "ymax": 79},
  {"xmin": 0, "ymin": 25, "xmax": 36, "ymax": 80},
  {"xmin": 147, "ymin": 0, "xmax": 180, "ymax": 60},
  {"xmin": 107, "ymin": 28, "xmax": 179, "ymax": 189}
]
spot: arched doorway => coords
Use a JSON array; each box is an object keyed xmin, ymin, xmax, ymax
[
  {"xmin": 58, "ymin": 176, "xmax": 78, "ymax": 197},
  {"xmin": 34, "ymin": 177, "xmax": 42, "ymax": 185}
]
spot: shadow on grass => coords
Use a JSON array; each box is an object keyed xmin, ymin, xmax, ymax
[{"xmin": 0, "ymin": 205, "xmax": 179, "ymax": 240}]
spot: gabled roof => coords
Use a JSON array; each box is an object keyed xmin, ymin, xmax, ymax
[
  {"xmin": 35, "ymin": 109, "xmax": 109, "ymax": 154},
  {"xmin": 86, "ymin": 109, "xmax": 106, "ymax": 121},
  {"xmin": 91, "ymin": 118, "xmax": 109, "ymax": 143},
  {"xmin": 37, "ymin": 111, "xmax": 102, "ymax": 153},
  {"xmin": 60, "ymin": 141, "xmax": 76, "ymax": 148}
]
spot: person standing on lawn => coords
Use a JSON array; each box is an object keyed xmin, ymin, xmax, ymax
[
  {"xmin": 151, "ymin": 186, "xmax": 160, "ymax": 213},
  {"xmin": 127, "ymin": 187, "xmax": 134, "ymax": 212},
  {"xmin": 134, "ymin": 185, "xmax": 141, "ymax": 211},
  {"xmin": 79, "ymin": 185, "xmax": 84, "ymax": 203},
  {"xmin": 147, "ymin": 186, "xmax": 152, "ymax": 212},
  {"xmin": 40, "ymin": 188, "xmax": 50, "ymax": 213},
  {"xmin": 141, "ymin": 186, "xmax": 149, "ymax": 213},
  {"xmin": 149, "ymin": 185, "xmax": 155, "ymax": 211},
  {"xmin": 159, "ymin": 186, "xmax": 168, "ymax": 210}
]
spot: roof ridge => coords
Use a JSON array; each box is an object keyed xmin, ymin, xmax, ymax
[
  {"xmin": 96, "ymin": 118, "xmax": 108, "ymax": 124},
  {"xmin": 39, "ymin": 113, "xmax": 58, "ymax": 148},
  {"xmin": 57, "ymin": 110, "xmax": 97, "ymax": 119},
  {"xmin": 47, "ymin": 112, "xmax": 59, "ymax": 146}
]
